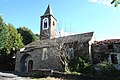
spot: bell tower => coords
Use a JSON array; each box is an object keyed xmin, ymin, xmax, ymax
[{"xmin": 40, "ymin": 5, "xmax": 57, "ymax": 40}]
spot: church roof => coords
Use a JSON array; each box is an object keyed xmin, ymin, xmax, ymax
[
  {"xmin": 44, "ymin": 5, "xmax": 53, "ymax": 16},
  {"xmin": 24, "ymin": 32, "xmax": 94, "ymax": 49}
]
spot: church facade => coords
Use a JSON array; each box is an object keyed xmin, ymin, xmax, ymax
[{"xmin": 15, "ymin": 5, "xmax": 94, "ymax": 72}]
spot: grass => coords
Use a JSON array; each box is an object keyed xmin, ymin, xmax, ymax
[{"xmin": 64, "ymin": 71, "xmax": 81, "ymax": 75}]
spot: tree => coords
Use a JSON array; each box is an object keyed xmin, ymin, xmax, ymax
[
  {"xmin": 33, "ymin": 33, "xmax": 40, "ymax": 41},
  {"xmin": 57, "ymin": 44, "xmax": 70, "ymax": 72},
  {"xmin": 6, "ymin": 24, "xmax": 24, "ymax": 54},
  {"xmin": 111, "ymin": 0, "xmax": 120, "ymax": 7},
  {"xmin": 0, "ymin": 23, "xmax": 24, "ymax": 55},
  {"xmin": 0, "ymin": 16, "xmax": 24, "ymax": 70},
  {"xmin": 17, "ymin": 26, "xmax": 35, "ymax": 45},
  {"xmin": 0, "ymin": 16, "xmax": 24, "ymax": 55},
  {"xmin": 0, "ymin": 16, "xmax": 9, "ymax": 54}
]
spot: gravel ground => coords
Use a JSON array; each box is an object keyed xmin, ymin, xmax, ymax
[
  {"xmin": 0, "ymin": 72, "xmax": 63, "ymax": 80},
  {"xmin": 0, "ymin": 72, "xmax": 31, "ymax": 80}
]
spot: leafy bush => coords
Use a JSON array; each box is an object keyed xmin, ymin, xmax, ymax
[
  {"xmin": 96, "ymin": 62, "xmax": 120, "ymax": 77},
  {"xmin": 69, "ymin": 57, "xmax": 92, "ymax": 73}
]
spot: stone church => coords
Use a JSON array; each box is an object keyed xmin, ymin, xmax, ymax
[{"xmin": 15, "ymin": 5, "xmax": 94, "ymax": 72}]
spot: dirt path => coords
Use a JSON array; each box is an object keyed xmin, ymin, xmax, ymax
[{"xmin": 0, "ymin": 72, "xmax": 31, "ymax": 80}]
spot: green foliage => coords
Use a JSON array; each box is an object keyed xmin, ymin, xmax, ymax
[
  {"xmin": 17, "ymin": 26, "xmax": 36, "ymax": 45},
  {"xmin": 6, "ymin": 24, "xmax": 24, "ymax": 52},
  {"xmin": 96, "ymin": 62, "xmax": 114, "ymax": 71},
  {"xmin": 0, "ymin": 16, "xmax": 24, "ymax": 54},
  {"xmin": 111, "ymin": 0, "xmax": 120, "ymax": 7},
  {"xmin": 34, "ymin": 34, "xmax": 40, "ymax": 41},
  {"xmin": 0, "ymin": 16, "xmax": 24, "ymax": 70},
  {"xmin": 0, "ymin": 16, "xmax": 9, "ymax": 51},
  {"xmin": 96, "ymin": 62, "xmax": 120, "ymax": 77},
  {"xmin": 69, "ymin": 57, "xmax": 92, "ymax": 73}
]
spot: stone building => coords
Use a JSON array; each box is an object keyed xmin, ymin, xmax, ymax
[
  {"xmin": 92, "ymin": 39, "xmax": 120, "ymax": 69},
  {"xmin": 15, "ymin": 5, "xmax": 94, "ymax": 72}
]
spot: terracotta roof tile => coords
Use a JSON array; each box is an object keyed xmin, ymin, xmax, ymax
[{"xmin": 94, "ymin": 39, "xmax": 120, "ymax": 45}]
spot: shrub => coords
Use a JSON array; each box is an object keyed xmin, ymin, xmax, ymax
[
  {"xmin": 68, "ymin": 57, "xmax": 92, "ymax": 73},
  {"xmin": 96, "ymin": 62, "xmax": 120, "ymax": 77}
]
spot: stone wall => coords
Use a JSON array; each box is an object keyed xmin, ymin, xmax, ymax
[
  {"xmin": 92, "ymin": 39, "xmax": 120, "ymax": 69},
  {"xmin": 15, "ymin": 32, "xmax": 93, "ymax": 72},
  {"xmin": 15, "ymin": 42, "xmax": 90, "ymax": 72},
  {"xmin": 15, "ymin": 46, "xmax": 63, "ymax": 72}
]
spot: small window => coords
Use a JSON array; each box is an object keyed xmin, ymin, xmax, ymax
[
  {"xmin": 44, "ymin": 21, "xmax": 47, "ymax": 28},
  {"xmin": 111, "ymin": 54, "xmax": 118, "ymax": 64},
  {"xmin": 67, "ymin": 47, "xmax": 74, "ymax": 59},
  {"xmin": 53, "ymin": 21, "xmax": 55, "ymax": 26},
  {"xmin": 42, "ymin": 48, "xmax": 48, "ymax": 60},
  {"xmin": 42, "ymin": 18, "xmax": 49, "ymax": 30},
  {"xmin": 108, "ymin": 44, "xmax": 113, "ymax": 49}
]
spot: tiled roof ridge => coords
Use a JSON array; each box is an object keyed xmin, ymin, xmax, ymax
[{"xmin": 94, "ymin": 39, "xmax": 120, "ymax": 45}]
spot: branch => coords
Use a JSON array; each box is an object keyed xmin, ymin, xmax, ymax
[{"xmin": 111, "ymin": 0, "xmax": 115, "ymax": 4}]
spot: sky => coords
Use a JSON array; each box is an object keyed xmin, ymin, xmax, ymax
[{"xmin": 0, "ymin": 0, "xmax": 120, "ymax": 41}]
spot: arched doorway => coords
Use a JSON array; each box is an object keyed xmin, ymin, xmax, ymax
[
  {"xmin": 20, "ymin": 54, "xmax": 31, "ymax": 72},
  {"xmin": 28, "ymin": 60, "xmax": 33, "ymax": 72}
]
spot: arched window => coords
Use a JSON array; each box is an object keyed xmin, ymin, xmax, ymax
[
  {"xmin": 42, "ymin": 18, "xmax": 49, "ymax": 30},
  {"xmin": 42, "ymin": 48, "xmax": 48, "ymax": 60},
  {"xmin": 28, "ymin": 60, "xmax": 33, "ymax": 72},
  {"xmin": 67, "ymin": 45, "xmax": 74, "ymax": 59},
  {"xmin": 44, "ymin": 19, "xmax": 47, "ymax": 28}
]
